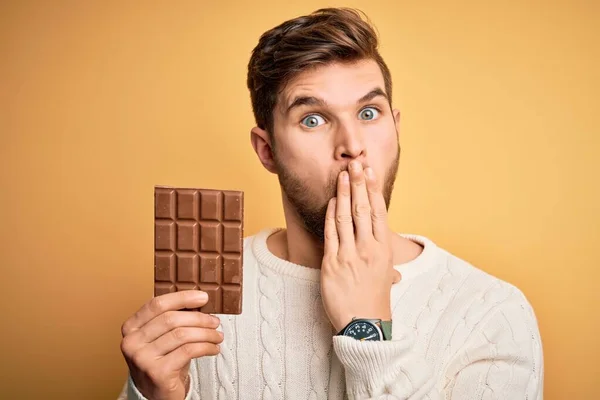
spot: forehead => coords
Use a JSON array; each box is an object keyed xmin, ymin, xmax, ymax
[{"xmin": 278, "ymin": 59, "xmax": 386, "ymax": 110}]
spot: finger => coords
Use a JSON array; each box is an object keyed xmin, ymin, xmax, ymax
[
  {"xmin": 163, "ymin": 342, "xmax": 221, "ymax": 371},
  {"xmin": 323, "ymin": 197, "xmax": 339, "ymax": 255},
  {"xmin": 136, "ymin": 310, "xmax": 220, "ymax": 345},
  {"xmin": 348, "ymin": 160, "xmax": 372, "ymax": 245},
  {"xmin": 151, "ymin": 327, "xmax": 224, "ymax": 357},
  {"xmin": 121, "ymin": 290, "xmax": 210, "ymax": 337},
  {"xmin": 364, "ymin": 167, "xmax": 389, "ymax": 243},
  {"xmin": 336, "ymin": 171, "xmax": 355, "ymax": 250}
]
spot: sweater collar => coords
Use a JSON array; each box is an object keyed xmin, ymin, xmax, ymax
[{"xmin": 251, "ymin": 227, "xmax": 441, "ymax": 282}]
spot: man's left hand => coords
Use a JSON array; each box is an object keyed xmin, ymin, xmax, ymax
[{"xmin": 320, "ymin": 160, "xmax": 402, "ymax": 333}]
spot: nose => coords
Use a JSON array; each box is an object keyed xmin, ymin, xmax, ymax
[{"xmin": 333, "ymin": 121, "xmax": 366, "ymax": 162}]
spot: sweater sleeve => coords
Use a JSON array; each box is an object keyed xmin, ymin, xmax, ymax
[
  {"xmin": 332, "ymin": 297, "xmax": 543, "ymax": 399},
  {"xmin": 116, "ymin": 361, "xmax": 202, "ymax": 400},
  {"xmin": 443, "ymin": 297, "xmax": 543, "ymax": 399},
  {"xmin": 332, "ymin": 323, "xmax": 438, "ymax": 399}
]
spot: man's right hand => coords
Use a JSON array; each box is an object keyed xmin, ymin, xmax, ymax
[{"xmin": 120, "ymin": 290, "xmax": 223, "ymax": 400}]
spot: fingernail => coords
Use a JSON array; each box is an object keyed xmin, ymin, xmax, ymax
[
  {"xmin": 341, "ymin": 171, "xmax": 349, "ymax": 182},
  {"xmin": 212, "ymin": 315, "xmax": 220, "ymax": 325},
  {"xmin": 365, "ymin": 167, "xmax": 374, "ymax": 179},
  {"xmin": 197, "ymin": 291, "xmax": 208, "ymax": 301}
]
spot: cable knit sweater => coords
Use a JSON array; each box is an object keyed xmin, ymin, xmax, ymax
[{"xmin": 118, "ymin": 228, "xmax": 544, "ymax": 399}]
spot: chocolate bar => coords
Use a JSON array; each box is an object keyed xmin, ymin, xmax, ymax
[{"xmin": 154, "ymin": 185, "xmax": 244, "ymax": 314}]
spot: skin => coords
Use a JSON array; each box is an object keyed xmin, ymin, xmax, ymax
[
  {"xmin": 251, "ymin": 58, "xmax": 424, "ymax": 331},
  {"xmin": 119, "ymin": 58, "xmax": 424, "ymax": 400},
  {"xmin": 120, "ymin": 291, "xmax": 223, "ymax": 400}
]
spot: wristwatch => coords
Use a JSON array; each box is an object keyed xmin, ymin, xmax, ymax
[{"xmin": 337, "ymin": 318, "xmax": 392, "ymax": 341}]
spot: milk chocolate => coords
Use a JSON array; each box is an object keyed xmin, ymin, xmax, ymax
[{"xmin": 154, "ymin": 185, "xmax": 243, "ymax": 314}]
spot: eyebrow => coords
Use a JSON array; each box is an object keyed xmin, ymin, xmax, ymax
[{"xmin": 285, "ymin": 87, "xmax": 388, "ymax": 115}]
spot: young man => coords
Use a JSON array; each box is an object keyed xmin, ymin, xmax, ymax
[{"xmin": 118, "ymin": 8, "xmax": 543, "ymax": 400}]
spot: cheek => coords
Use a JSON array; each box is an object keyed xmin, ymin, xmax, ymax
[
  {"xmin": 280, "ymin": 142, "xmax": 331, "ymax": 181},
  {"xmin": 368, "ymin": 130, "xmax": 398, "ymax": 172},
  {"xmin": 366, "ymin": 117, "xmax": 397, "ymax": 147}
]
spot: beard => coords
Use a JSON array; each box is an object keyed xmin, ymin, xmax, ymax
[{"xmin": 273, "ymin": 143, "xmax": 401, "ymax": 243}]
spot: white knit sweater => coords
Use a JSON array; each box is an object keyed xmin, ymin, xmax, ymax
[{"xmin": 120, "ymin": 228, "xmax": 544, "ymax": 399}]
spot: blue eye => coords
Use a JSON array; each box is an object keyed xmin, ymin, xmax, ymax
[
  {"xmin": 359, "ymin": 107, "xmax": 379, "ymax": 120},
  {"xmin": 301, "ymin": 114, "xmax": 325, "ymax": 128}
]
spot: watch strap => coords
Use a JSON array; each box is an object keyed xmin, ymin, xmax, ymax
[{"xmin": 379, "ymin": 320, "xmax": 392, "ymax": 340}]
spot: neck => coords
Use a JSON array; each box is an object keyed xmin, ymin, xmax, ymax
[
  {"xmin": 267, "ymin": 196, "xmax": 424, "ymax": 269},
  {"xmin": 268, "ymin": 197, "xmax": 325, "ymax": 269}
]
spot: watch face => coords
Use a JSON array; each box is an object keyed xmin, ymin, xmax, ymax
[{"xmin": 344, "ymin": 320, "xmax": 382, "ymax": 341}]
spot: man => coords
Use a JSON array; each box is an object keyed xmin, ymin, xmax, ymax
[{"xmin": 118, "ymin": 7, "xmax": 543, "ymax": 399}]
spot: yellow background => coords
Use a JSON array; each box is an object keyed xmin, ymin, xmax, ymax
[{"xmin": 1, "ymin": 1, "xmax": 598, "ymax": 398}]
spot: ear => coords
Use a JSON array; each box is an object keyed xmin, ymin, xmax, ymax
[
  {"xmin": 392, "ymin": 108, "xmax": 401, "ymax": 138},
  {"xmin": 250, "ymin": 126, "xmax": 278, "ymax": 174}
]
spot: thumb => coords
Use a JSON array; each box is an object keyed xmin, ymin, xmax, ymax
[{"xmin": 392, "ymin": 269, "xmax": 402, "ymax": 284}]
